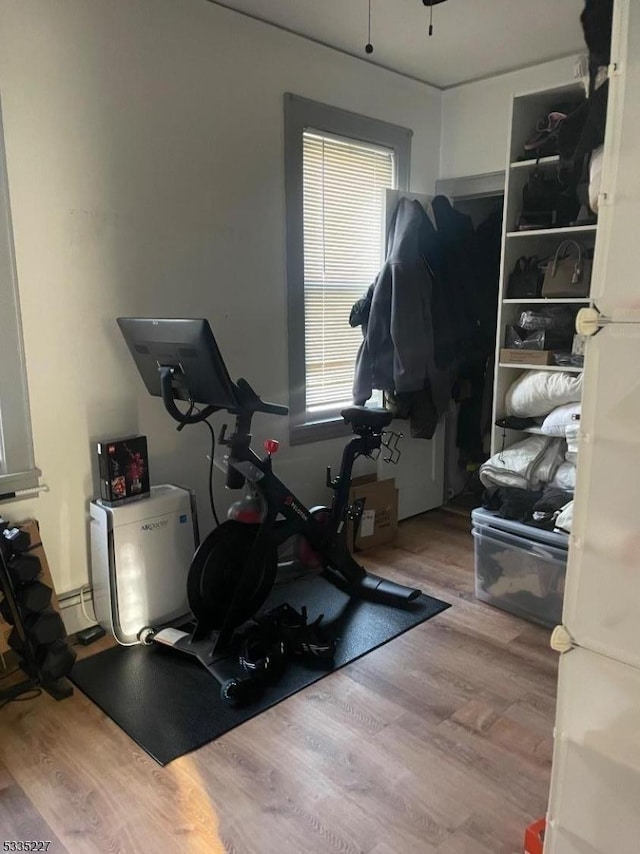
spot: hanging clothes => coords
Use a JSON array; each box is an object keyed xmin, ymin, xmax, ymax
[
  {"xmin": 350, "ymin": 197, "xmax": 453, "ymax": 438},
  {"xmin": 475, "ymin": 207, "xmax": 503, "ymax": 352},
  {"xmin": 349, "ymin": 195, "xmax": 502, "ymax": 444},
  {"xmin": 431, "ymin": 195, "xmax": 479, "ymax": 357},
  {"xmin": 426, "ymin": 195, "xmax": 499, "ymax": 462},
  {"xmin": 457, "ymin": 204, "xmax": 503, "ymax": 462}
]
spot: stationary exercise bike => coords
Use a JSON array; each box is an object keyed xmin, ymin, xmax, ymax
[{"xmin": 117, "ymin": 317, "xmax": 421, "ymax": 701}]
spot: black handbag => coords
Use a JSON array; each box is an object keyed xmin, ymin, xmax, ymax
[
  {"xmin": 507, "ymin": 256, "xmax": 543, "ymax": 298},
  {"xmin": 519, "ymin": 169, "xmax": 580, "ymax": 230}
]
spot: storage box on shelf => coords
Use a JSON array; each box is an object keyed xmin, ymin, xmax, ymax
[{"xmin": 499, "ymin": 349, "xmax": 556, "ymax": 366}]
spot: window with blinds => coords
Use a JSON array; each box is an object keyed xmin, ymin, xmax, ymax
[{"xmin": 302, "ymin": 130, "xmax": 395, "ymax": 414}]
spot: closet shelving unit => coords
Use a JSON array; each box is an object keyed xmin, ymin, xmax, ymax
[{"xmin": 491, "ymin": 81, "xmax": 596, "ymax": 456}]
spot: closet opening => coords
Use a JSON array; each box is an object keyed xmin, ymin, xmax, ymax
[{"xmin": 434, "ymin": 175, "xmax": 506, "ymax": 515}]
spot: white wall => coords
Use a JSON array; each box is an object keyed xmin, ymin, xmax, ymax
[
  {"xmin": 439, "ymin": 55, "xmax": 581, "ymax": 179},
  {"xmin": 0, "ymin": 0, "xmax": 441, "ymax": 593}
]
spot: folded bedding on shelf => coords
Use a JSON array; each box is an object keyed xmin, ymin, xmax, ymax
[
  {"xmin": 552, "ymin": 461, "xmax": 577, "ymax": 491},
  {"xmin": 479, "ymin": 435, "xmax": 565, "ymax": 491},
  {"xmin": 565, "ymin": 423, "xmax": 580, "ymax": 464},
  {"xmin": 505, "ymin": 370, "xmax": 583, "ymax": 418},
  {"xmin": 565, "ymin": 424, "xmax": 580, "ymax": 450},
  {"xmin": 554, "ymin": 500, "xmax": 574, "ymax": 534}
]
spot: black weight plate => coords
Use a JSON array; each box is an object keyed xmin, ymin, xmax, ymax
[{"xmin": 187, "ymin": 521, "xmax": 277, "ymax": 630}]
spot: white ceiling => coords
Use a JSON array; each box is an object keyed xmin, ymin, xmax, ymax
[{"xmin": 211, "ymin": 0, "xmax": 586, "ymax": 89}]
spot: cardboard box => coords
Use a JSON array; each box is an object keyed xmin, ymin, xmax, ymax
[
  {"xmin": 0, "ymin": 519, "xmax": 63, "ymax": 656},
  {"xmin": 500, "ymin": 348, "xmax": 554, "ymax": 366},
  {"xmin": 347, "ymin": 475, "xmax": 398, "ymax": 552}
]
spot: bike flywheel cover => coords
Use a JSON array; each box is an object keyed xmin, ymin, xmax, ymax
[{"xmin": 187, "ymin": 520, "xmax": 277, "ymax": 630}]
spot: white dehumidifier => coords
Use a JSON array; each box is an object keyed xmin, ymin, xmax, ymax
[{"xmin": 90, "ymin": 484, "xmax": 198, "ymax": 645}]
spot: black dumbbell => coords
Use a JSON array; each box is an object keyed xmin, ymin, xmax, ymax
[
  {"xmin": 0, "ymin": 595, "xmax": 16, "ymax": 625},
  {"xmin": 0, "ymin": 582, "xmax": 52, "ymax": 624},
  {"xmin": 7, "ymin": 625, "xmax": 26, "ymax": 653},
  {"xmin": 21, "ymin": 581, "xmax": 52, "ymax": 612},
  {"xmin": 37, "ymin": 640, "xmax": 76, "ymax": 682},
  {"xmin": 8, "ymin": 609, "xmax": 65, "ymax": 648},
  {"xmin": 6, "ymin": 554, "xmax": 41, "ymax": 586},
  {"xmin": 0, "ymin": 595, "xmax": 17, "ymax": 625},
  {"xmin": 1, "ymin": 527, "xmax": 31, "ymax": 557}
]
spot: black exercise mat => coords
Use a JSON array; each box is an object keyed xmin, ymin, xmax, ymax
[{"xmin": 71, "ymin": 575, "xmax": 449, "ymax": 765}]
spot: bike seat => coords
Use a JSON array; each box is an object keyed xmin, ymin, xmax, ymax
[{"xmin": 341, "ymin": 406, "xmax": 393, "ymax": 431}]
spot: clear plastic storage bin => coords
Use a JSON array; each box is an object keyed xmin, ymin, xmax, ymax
[{"xmin": 471, "ymin": 509, "xmax": 568, "ymax": 628}]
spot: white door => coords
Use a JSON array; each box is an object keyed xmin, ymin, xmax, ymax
[
  {"xmin": 560, "ymin": 321, "xmax": 640, "ymax": 668},
  {"xmin": 379, "ymin": 418, "xmax": 445, "ymax": 520},
  {"xmin": 546, "ymin": 1, "xmax": 640, "ymax": 850},
  {"xmin": 551, "ymin": 0, "xmax": 640, "ymax": 669},
  {"xmin": 381, "ymin": 189, "xmax": 445, "ymax": 519},
  {"xmin": 545, "ymin": 648, "xmax": 640, "ymax": 854}
]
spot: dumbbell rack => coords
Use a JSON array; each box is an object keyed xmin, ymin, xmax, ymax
[{"xmin": 0, "ymin": 530, "xmax": 73, "ymax": 703}]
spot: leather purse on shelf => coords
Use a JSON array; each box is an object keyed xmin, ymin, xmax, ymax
[
  {"xmin": 541, "ymin": 240, "xmax": 592, "ymax": 298},
  {"xmin": 507, "ymin": 256, "xmax": 543, "ymax": 299},
  {"xmin": 518, "ymin": 169, "xmax": 580, "ymax": 230}
]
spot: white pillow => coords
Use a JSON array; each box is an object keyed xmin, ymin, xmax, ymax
[
  {"xmin": 555, "ymin": 500, "xmax": 574, "ymax": 534},
  {"xmin": 541, "ymin": 403, "xmax": 581, "ymax": 437},
  {"xmin": 505, "ymin": 370, "xmax": 583, "ymax": 418},
  {"xmin": 552, "ymin": 461, "xmax": 577, "ymax": 491},
  {"xmin": 589, "ymin": 145, "xmax": 604, "ymax": 214},
  {"xmin": 565, "ymin": 423, "xmax": 580, "ymax": 455}
]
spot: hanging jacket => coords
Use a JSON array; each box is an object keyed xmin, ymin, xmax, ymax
[
  {"xmin": 431, "ymin": 195, "xmax": 480, "ymax": 356},
  {"xmin": 350, "ymin": 197, "xmax": 452, "ymax": 424}
]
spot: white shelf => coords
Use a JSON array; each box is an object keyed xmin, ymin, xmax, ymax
[
  {"xmin": 506, "ymin": 225, "xmax": 598, "ymax": 238},
  {"xmin": 510, "ymin": 155, "xmax": 560, "ymax": 169},
  {"xmin": 503, "ymin": 297, "xmax": 591, "ymax": 304},
  {"xmin": 491, "ymin": 83, "xmax": 596, "ymax": 457},
  {"xmin": 498, "ymin": 362, "xmax": 583, "ymax": 373}
]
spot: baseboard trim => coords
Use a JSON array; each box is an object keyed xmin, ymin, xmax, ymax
[{"xmin": 58, "ymin": 586, "xmax": 98, "ymax": 635}]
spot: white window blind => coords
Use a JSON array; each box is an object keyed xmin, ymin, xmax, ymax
[
  {"xmin": 302, "ymin": 130, "xmax": 395, "ymax": 414},
  {"xmin": 0, "ymin": 100, "xmax": 38, "ymax": 494}
]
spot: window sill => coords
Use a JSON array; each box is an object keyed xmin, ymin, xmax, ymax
[
  {"xmin": 289, "ymin": 418, "xmax": 351, "ymax": 446},
  {"xmin": 0, "ymin": 468, "xmax": 42, "ymax": 502}
]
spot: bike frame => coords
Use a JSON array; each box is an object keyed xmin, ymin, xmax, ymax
[
  {"xmin": 220, "ymin": 413, "xmax": 420, "ymax": 605},
  {"xmin": 158, "ymin": 366, "xmax": 420, "ymax": 612},
  {"xmin": 223, "ymin": 417, "xmax": 381, "ymax": 588}
]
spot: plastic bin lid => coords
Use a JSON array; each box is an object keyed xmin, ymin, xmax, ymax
[{"xmin": 471, "ymin": 507, "xmax": 569, "ymax": 551}]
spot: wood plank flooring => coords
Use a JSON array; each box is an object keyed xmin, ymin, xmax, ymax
[{"xmin": 0, "ymin": 509, "xmax": 558, "ymax": 854}]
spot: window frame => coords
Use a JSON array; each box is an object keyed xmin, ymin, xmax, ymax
[
  {"xmin": 0, "ymin": 96, "xmax": 39, "ymax": 496},
  {"xmin": 284, "ymin": 94, "xmax": 412, "ymax": 445}
]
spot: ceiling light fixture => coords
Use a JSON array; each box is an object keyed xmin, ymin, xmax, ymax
[
  {"xmin": 423, "ymin": 0, "xmax": 449, "ymax": 37},
  {"xmin": 365, "ymin": 0, "xmax": 373, "ymax": 54},
  {"xmin": 364, "ymin": 0, "xmax": 450, "ymax": 56}
]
